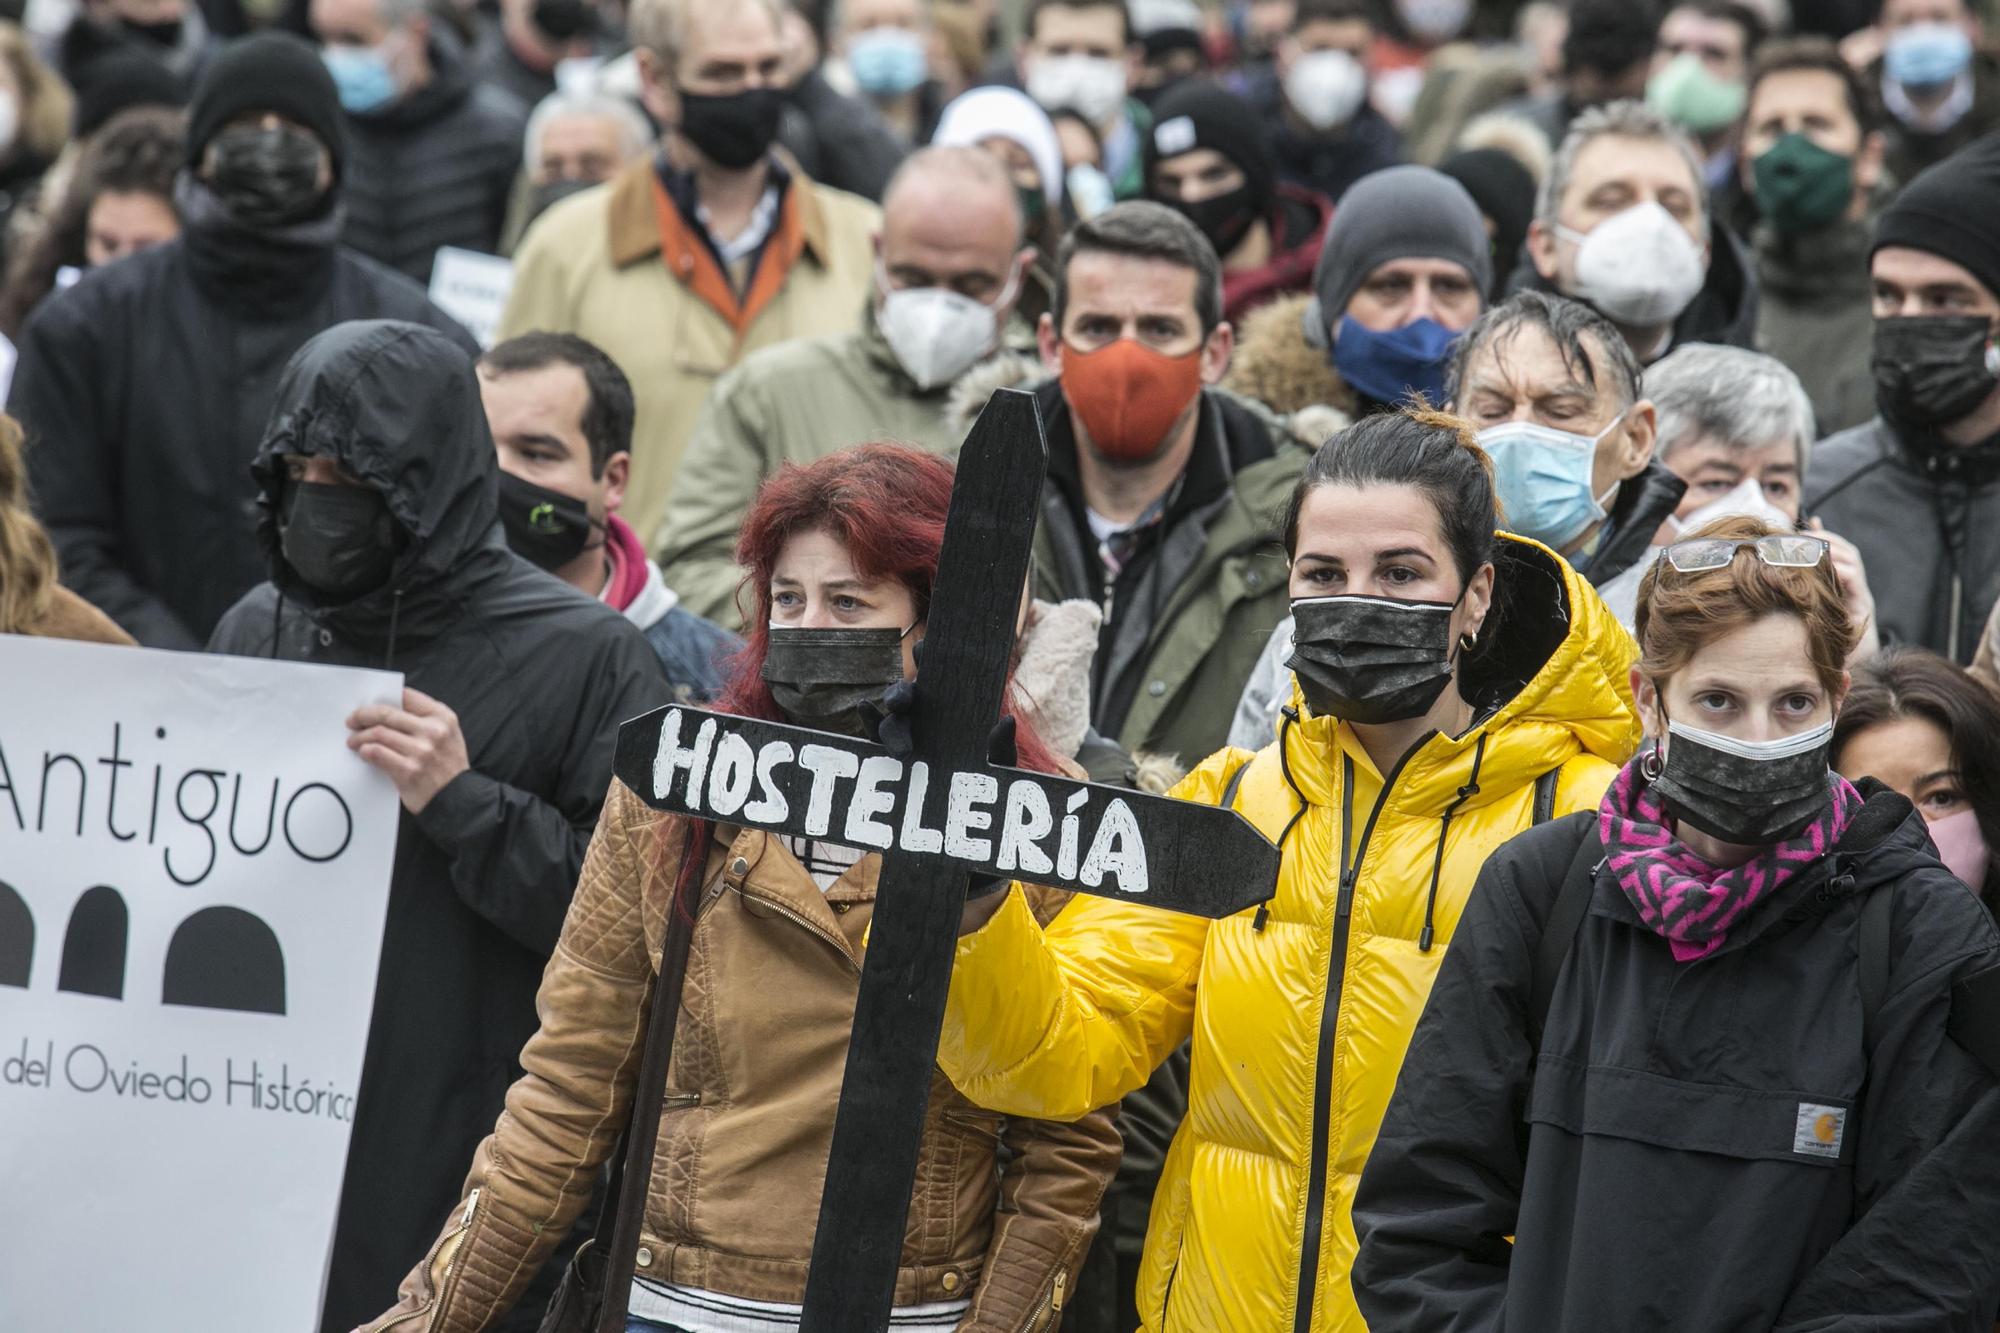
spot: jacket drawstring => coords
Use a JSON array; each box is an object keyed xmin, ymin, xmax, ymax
[
  {"xmin": 383, "ymin": 587, "xmax": 405, "ymax": 670},
  {"xmin": 268, "ymin": 589, "xmax": 284, "ymax": 659},
  {"xmin": 1253, "ymin": 706, "xmax": 1312, "ymax": 933},
  {"xmin": 1419, "ymin": 732, "xmax": 1488, "ymax": 953}
]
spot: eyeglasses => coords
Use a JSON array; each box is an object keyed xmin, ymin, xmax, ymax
[{"xmin": 1659, "ymin": 535, "xmax": 1829, "ymax": 574}]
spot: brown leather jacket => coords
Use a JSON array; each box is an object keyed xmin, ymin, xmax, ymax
[{"xmin": 360, "ymin": 780, "xmax": 1119, "ymax": 1331}]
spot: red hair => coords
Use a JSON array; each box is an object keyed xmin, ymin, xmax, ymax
[{"xmin": 718, "ymin": 442, "xmax": 1062, "ymax": 775}]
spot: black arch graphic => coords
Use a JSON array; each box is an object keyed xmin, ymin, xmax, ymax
[
  {"xmin": 58, "ymin": 885, "xmax": 127, "ymax": 999},
  {"xmin": 0, "ymin": 879, "xmax": 30, "ymax": 988},
  {"xmin": 163, "ymin": 906, "xmax": 286, "ymax": 1016}
]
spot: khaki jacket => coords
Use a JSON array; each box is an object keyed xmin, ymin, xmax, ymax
[
  {"xmin": 498, "ymin": 157, "xmax": 880, "ymax": 546},
  {"xmin": 362, "ymin": 781, "xmax": 1117, "ymax": 1332}
]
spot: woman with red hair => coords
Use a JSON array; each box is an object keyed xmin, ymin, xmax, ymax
[{"xmin": 363, "ymin": 444, "xmax": 1117, "ymax": 1333}]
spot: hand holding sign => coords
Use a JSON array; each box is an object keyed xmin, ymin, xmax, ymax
[{"xmin": 346, "ymin": 688, "xmax": 470, "ymax": 814}]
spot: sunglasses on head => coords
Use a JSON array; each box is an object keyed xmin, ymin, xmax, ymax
[{"xmin": 1658, "ymin": 534, "xmax": 1830, "ymax": 574}]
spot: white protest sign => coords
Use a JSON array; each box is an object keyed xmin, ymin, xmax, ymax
[
  {"xmin": 0, "ymin": 635, "xmax": 402, "ymax": 1330},
  {"xmin": 428, "ymin": 245, "xmax": 516, "ymax": 348}
]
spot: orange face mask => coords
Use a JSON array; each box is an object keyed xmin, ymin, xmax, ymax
[{"xmin": 1059, "ymin": 337, "xmax": 1204, "ymax": 462}]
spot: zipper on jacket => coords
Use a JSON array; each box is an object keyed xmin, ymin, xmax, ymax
[
  {"xmin": 419, "ymin": 1187, "xmax": 483, "ymax": 1333},
  {"xmin": 1291, "ymin": 748, "xmax": 1417, "ymax": 1333},
  {"xmin": 1028, "ymin": 1268, "xmax": 1068, "ymax": 1330},
  {"xmin": 739, "ymin": 884, "xmax": 861, "ymax": 972}
]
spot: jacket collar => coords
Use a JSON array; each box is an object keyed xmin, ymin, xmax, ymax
[
  {"xmin": 1581, "ymin": 458, "xmax": 1688, "ymax": 586},
  {"xmin": 606, "ymin": 151, "xmax": 831, "ymax": 270}
]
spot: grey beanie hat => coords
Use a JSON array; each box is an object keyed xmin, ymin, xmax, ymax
[{"xmin": 1304, "ymin": 165, "xmax": 1492, "ymax": 348}]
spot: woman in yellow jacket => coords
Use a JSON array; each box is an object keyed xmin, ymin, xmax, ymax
[{"xmin": 936, "ymin": 408, "xmax": 1643, "ymax": 1332}]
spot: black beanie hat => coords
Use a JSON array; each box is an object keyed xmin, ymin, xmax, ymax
[
  {"xmin": 1439, "ymin": 148, "xmax": 1536, "ymax": 298},
  {"xmin": 1873, "ymin": 134, "xmax": 2000, "ymax": 303},
  {"xmin": 74, "ymin": 52, "xmax": 186, "ymax": 139},
  {"xmin": 1143, "ymin": 80, "xmax": 1276, "ymax": 218},
  {"xmin": 185, "ymin": 33, "xmax": 347, "ymax": 181}
]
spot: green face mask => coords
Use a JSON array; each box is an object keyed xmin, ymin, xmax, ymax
[
  {"xmin": 1017, "ymin": 184, "xmax": 1047, "ymax": 225},
  {"xmin": 1751, "ymin": 132, "xmax": 1855, "ymax": 234},
  {"xmin": 1646, "ymin": 52, "xmax": 1747, "ymax": 135}
]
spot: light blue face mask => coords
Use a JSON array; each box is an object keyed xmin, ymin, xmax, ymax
[
  {"xmin": 323, "ymin": 42, "xmax": 397, "ymax": 114},
  {"xmin": 1884, "ymin": 21, "xmax": 1973, "ymax": 89},
  {"xmin": 1478, "ymin": 413, "xmax": 1626, "ymax": 551},
  {"xmin": 848, "ymin": 26, "xmax": 929, "ymax": 97}
]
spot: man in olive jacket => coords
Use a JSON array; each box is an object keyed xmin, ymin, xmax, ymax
[{"xmin": 1014, "ymin": 201, "xmax": 1306, "ymax": 769}]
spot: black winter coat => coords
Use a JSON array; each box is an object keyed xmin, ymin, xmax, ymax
[
  {"xmin": 341, "ymin": 34, "xmax": 528, "ymax": 282},
  {"xmin": 204, "ymin": 320, "xmax": 668, "ymax": 1331},
  {"xmin": 11, "ymin": 191, "xmax": 475, "ymax": 650},
  {"xmin": 1353, "ymin": 792, "xmax": 2000, "ymax": 1331},
  {"xmin": 1806, "ymin": 414, "xmax": 2000, "ymax": 665}
]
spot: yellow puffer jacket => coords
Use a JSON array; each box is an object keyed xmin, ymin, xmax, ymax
[{"xmin": 937, "ymin": 536, "xmax": 1641, "ymax": 1333}]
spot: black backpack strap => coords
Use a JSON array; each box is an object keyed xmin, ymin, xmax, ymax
[
  {"xmin": 1856, "ymin": 883, "xmax": 1894, "ymax": 1053},
  {"xmin": 1529, "ymin": 825, "xmax": 1602, "ymax": 1046},
  {"xmin": 1532, "ymin": 767, "xmax": 1561, "ymax": 826},
  {"xmin": 1219, "ymin": 756, "xmax": 1253, "ymax": 813}
]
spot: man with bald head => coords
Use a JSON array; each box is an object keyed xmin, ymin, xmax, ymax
[{"xmin": 657, "ymin": 145, "xmax": 1035, "ymax": 625}]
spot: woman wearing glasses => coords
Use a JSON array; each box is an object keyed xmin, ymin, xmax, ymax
[{"xmin": 1352, "ymin": 515, "xmax": 2000, "ymax": 1331}]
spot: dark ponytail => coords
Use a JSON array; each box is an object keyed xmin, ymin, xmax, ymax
[{"xmin": 1282, "ymin": 405, "xmax": 1501, "ymax": 585}]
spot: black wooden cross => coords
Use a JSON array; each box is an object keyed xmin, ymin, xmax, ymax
[{"xmin": 612, "ymin": 388, "xmax": 1281, "ymax": 1329}]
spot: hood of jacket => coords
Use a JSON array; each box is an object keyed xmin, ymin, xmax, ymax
[
  {"xmin": 1221, "ymin": 290, "xmax": 1359, "ymax": 420},
  {"xmin": 250, "ymin": 319, "xmax": 498, "ymax": 640},
  {"xmin": 1504, "ymin": 221, "xmax": 1760, "ymax": 355},
  {"xmin": 1285, "ymin": 532, "xmax": 1641, "ymax": 819}
]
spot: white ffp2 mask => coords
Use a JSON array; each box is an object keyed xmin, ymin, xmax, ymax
[
  {"xmin": 1560, "ymin": 201, "xmax": 1707, "ymax": 328},
  {"xmin": 1284, "ymin": 49, "xmax": 1367, "ymax": 131},
  {"xmin": 876, "ymin": 267, "xmax": 1014, "ymax": 390}
]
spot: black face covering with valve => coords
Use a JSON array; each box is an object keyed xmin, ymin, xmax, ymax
[
  {"xmin": 1287, "ymin": 594, "xmax": 1461, "ymax": 725},
  {"xmin": 278, "ymin": 480, "xmax": 399, "ymax": 601},
  {"xmin": 761, "ymin": 626, "xmax": 909, "ymax": 738}
]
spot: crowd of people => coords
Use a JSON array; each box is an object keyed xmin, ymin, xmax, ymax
[{"xmin": 7, "ymin": 0, "xmax": 2000, "ymax": 1328}]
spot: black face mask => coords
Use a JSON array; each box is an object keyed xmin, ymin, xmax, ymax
[
  {"xmin": 527, "ymin": 176, "xmax": 596, "ymax": 223},
  {"xmin": 762, "ymin": 626, "xmax": 908, "ymax": 738},
  {"xmin": 207, "ymin": 125, "xmax": 327, "ymax": 228},
  {"xmin": 1169, "ymin": 185, "xmax": 1260, "ymax": 260},
  {"xmin": 678, "ymin": 87, "xmax": 785, "ymax": 170},
  {"xmin": 279, "ymin": 480, "xmax": 399, "ymax": 601},
  {"xmin": 498, "ymin": 470, "xmax": 601, "ymax": 573},
  {"xmin": 1649, "ymin": 704, "xmax": 1836, "ymax": 846},
  {"xmin": 1287, "ymin": 594, "xmax": 1462, "ymax": 726},
  {"xmin": 1871, "ymin": 314, "xmax": 2000, "ymax": 428},
  {"xmin": 122, "ymin": 15, "xmax": 183, "ymax": 46},
  {"xmin": 532, "ymin": 0, "xmax": 592, "ymax": 39}
]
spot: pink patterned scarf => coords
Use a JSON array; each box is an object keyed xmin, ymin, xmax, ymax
[{"xmin": 1598, "ymin": 758, "xmax": 1865, "ymax": 963}]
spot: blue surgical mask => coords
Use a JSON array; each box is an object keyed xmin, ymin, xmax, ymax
[
  {"xmin": 1884, "ymin": 22, "xmax": 1973, "ymax": 89},
  {"xmin": 848, "ymin": 26, "xmax": 929, "ymax": 97},
  {"xmin": 323, "ymin": 42, "xmax": 397, "ymax": 114},
  {"xmin": 1478, "ymin": 414, "xmax": 1626, "ymax": 551},
  {"xmin": 1331, "ymin": 315, "xmax": 1457, "ymax": 408}
]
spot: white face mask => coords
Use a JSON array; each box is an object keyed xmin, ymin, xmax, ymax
[
  {"xmin": 1559, "ymin": 201, "xmax": 1707, "ymax": 328},
  {"xmin": 1284, "ymin": 49, "xmax": 1367, "ymax": 131},
  {"xmin": 876, "ymin": 264, "xmax": 1016, "ymax": 389},
  {"xmin": 1025, "ymin": 53, "xmax": 1127, "ymax": 126},
  {"xmin": 1667, "ymin": 475, "xmax": 1795, "ymax": 538}
]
